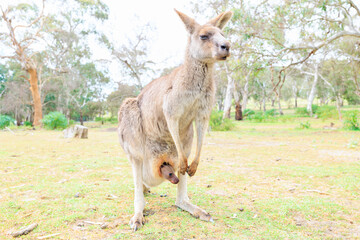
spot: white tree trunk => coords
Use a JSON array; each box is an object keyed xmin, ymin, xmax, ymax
[
  {"xmin": 241, "ymin": 75, "xmax": 250, "ymax": 111},
  {"xmin": 223, "ymin": 64, "xmax": 234, "ymax": 119},
  {"xmin": 307, "ymin": 63, "xmax": 319, "ymax": 115}
]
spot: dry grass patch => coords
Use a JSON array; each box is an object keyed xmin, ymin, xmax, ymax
[{"xmin": 0, "ymin": 120, "xmax": 359, "ymax": 239}]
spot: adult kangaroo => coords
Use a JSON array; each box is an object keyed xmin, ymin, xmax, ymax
[{"xmin": 117, "ymin": 9, "xmax": 232, "ymax": 231}]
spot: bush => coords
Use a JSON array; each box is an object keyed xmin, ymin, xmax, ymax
[
  {"xmin": 343, "ymin": 110, "xmax": 360, "ymax": 131},
  {"xmin": 265, "ymin": 109, "xmax": 278, "ymax": 117},
  {"xmin": 315, "ymin": 105, "xmax": 337, "ymax": 120},
  {"xmin": 295, "ymin": 107, "xmax": 309, "ymax": 117},
  {"xmin": 0, "ymin": 115, "xmax": 15, "ymax": 129},
  {"xmin": 247, "ymin": 110, "xmax": 279, "ymax": 123},
  {"xmin": 209, "ymin": 111, "xmax": 235, "ymax": 131},
  {"xmin": 299, "ymin": 121, "xmax": 311, "ymax": 129},
  {"xmin": 243, "ymin": 109, "xmax": 255, "ymax": 118},
  {"xmin": 42, "ymin": 112, "xmax": 68, "ymax": 130},
  {"xmin": 24, "ymin": 121, "xmax": 32, "ymax": 127},
  {"xmin": 95, "ymin": 116, "xmax": 117, "ymax": 124}
]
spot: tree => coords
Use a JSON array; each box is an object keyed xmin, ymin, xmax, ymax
[
  {"xmin": 107, "ymin": 83, "xmax": 137, "ymax": 117},
  {"xmin": 101, "ymin": 22, "xmax": 154, "ymax": 89},
  {"xmin": 42, "ymin": 0, "xmax": 109, "ymax": 124},
  {"xmin": 0, "ymin": 1, "xmax": 46, "ymax": 126}
]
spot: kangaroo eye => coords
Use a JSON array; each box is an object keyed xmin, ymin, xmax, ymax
[{"xmin": 200, "ymin": 35, "xmax": 209, "ymax": 40}]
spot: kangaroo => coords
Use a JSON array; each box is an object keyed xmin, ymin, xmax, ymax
[{"xmin": 117, "ymin": 9, "xmax": 232, "ymax": 231}]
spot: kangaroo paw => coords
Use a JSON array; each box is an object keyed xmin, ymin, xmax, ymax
[
  {"xmin": 179, "ymin": 159, "xmax": 188, "ymax": 175},
  {"xmin": 187, "ymin": 161, "xmax": 198, "ymax": 177}
]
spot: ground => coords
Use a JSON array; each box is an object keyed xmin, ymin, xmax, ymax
[{"xmin": 0, "ymin": 119, "xmax": 359, "ymax": 239}]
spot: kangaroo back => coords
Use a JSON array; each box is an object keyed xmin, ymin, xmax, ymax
[{"xmin": 118, "ymin": 98, "xmax": 144, "ymax": 159}]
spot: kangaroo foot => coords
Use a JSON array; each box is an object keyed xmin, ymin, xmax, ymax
[
  {"xmin": 129, "ymin": 212, "xmax": 145, "ymax": 231},
  {"xmin": 176, "ymin": 200, "xmax": 213, "ymax": 222}
]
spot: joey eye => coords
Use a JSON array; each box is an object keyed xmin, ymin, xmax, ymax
[
  {"xmin": 200, "ymin": 35, "xmax": 209, "ymax": 40},
  {"xmin": 169, "ymin": 173, "xmax": 173, "ymax": 177}
]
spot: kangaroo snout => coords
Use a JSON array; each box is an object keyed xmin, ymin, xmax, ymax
[{"xmin": 217, "ymin": 41, "xmax": 230, "ymax": 60}]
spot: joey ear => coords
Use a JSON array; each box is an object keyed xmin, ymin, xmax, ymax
[
  {"xmin": 174, "ymin": 9, "xmax": 199, "ymax": 34},
  {"xmin": 207, "ymin": 11, "xmax": 233, "ymax": 30}
]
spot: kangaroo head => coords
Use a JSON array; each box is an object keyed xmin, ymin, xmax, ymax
[
  {"xmin": 175, "ymin": 9, "xmax": 233, "ymax": 63},
  {"xmin": 160, "ymin": 162, "xmax": 179, "ymax": 184}
]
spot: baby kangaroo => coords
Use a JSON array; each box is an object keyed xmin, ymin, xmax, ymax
[{"xmin": 160, "ymin": 162, "xmax": 179, "ymax": 184}]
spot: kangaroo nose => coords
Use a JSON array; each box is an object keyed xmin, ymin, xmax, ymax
[{"xmin": 220, "ymin": 43, "xmax": 230, "ymax": 51}]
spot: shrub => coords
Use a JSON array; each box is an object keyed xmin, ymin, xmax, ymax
[
  {"xmin": 243, "ymin": 109, "xmax": 255, "ymax": 118},
  {"xmin": 299, "ymin": 121, "xmax": 311, "ymax": 129},
  {"xmin": 264, "ymin": 109, "xmax": 278, "ymax": 117},
  {"xmin": 24, "ymin": 121, "xmax": 32, "ymax": 127},
  {"xmin": 0, "ymin": 115, "xmax": 15, "ymax": 129},
  {"xmin": 209, "ymin": 111, "xmax": 235, "ymax": 131},
  {"xmin": 295, "ymin": 107, "xmax": 309, "ymax": 117},
  {"xmin": 343, "ymin": 110, "xmax": 360, "ymax": 131},
  {"xmin": 42, "ymin": 112, "xmax": 68, "ymax": 130},
  {"xmin": 311, "ymin": 104, "xmax": 319, "ymax": 114},
  {"xmin": 247, "ymin": 110, "xmax": 279, "ymax": 123},
  {"xmin": 315, "ymin": 105, "xmax": 337, "ymax": 119},
  {"xmin": 95, "ymin": 116, "xmax": 117, "ymax": 124}
]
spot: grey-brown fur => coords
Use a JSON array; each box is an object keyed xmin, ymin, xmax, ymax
[{"xmin": 117, "ymin": 9, "xmax": 232, "ymax": 231}]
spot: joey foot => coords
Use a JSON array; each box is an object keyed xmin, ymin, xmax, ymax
[
  {"xmin": 179, "ymin": 158, "xmax": 188, "ymax": 175},
  {"xmin": 129, "ymin": 212, "xmax": 145, "ymax": 231},
  {"xmin": 187, "ymin": 161, "xmax": 199, "ymax": 177}
]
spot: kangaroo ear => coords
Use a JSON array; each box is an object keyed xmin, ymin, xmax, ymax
[
  {"xmin": 174, "ymin": 9, "xmax": 199, "ymax": 34},
  {"xmin": 207, "ymin": 11, "xmax": 233, "ymax": 30}
]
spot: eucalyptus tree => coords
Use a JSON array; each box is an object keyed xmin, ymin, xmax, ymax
[
  {"xmin": 0, "ymin": 1, "xmax": 46, "ymax": 126},
  {"xmin": 100, "ymin": 22, "xmax": 155, "ymax": 90},
  {"xmin": 43, "ymin": 0, "xmax": 109, "ymax": 124}
]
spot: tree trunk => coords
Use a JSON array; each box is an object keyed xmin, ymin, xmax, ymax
[
  {"xmin": 271, "ymin": 96, "xmax": 275, "ymax": 107},
  {"xmin": 307, "ymin": 64, "xmax": 319, "ymax": 116},
  {"xmin": 278, "ymin": 92, "xmax": 284, "ymax": 115},
  {"xmin": 27, "ymin": 68, "xmax": 42, "ymax": 126},
  {"xmin": 294, "ymin": 95, "xmax": 298, "ymax": 108},
  {"xmin": 335, "ymin": 95, "xmax": 343, "ymax": 121},
  {"xmin": 223, "ymin": 64, "xmax": 234, "ymax": 119},
  {"xmin": 235, "ymin": 103, "xmax": 242, "ymax": 120},
  {"xmin": 80, "ymin": 110, "xmax": 84, "ymax": 126},
  {"xmin": 241, "ymin": 80, "xmax": 249, "ymax": 114},
  {"xmin": 262, "ymin": 96, "xmax": 266, "ymax": 112}
]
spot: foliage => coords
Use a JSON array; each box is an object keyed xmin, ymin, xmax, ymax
[
  {"xmin": 24, "ymin": 121, "xmax": 32, "ymax": 127},
  {"xmin": 247, "ymin": 109, "xmax": 279, "ymax": 123},
  {"xmin": 42, "ymin": 112, "xmax": 68, "ymax": 130},
  {"xmin": 209, "ymin": 111, "xmax": 235, "ymax": 131},
  {"xmin": 95, "ymin": 116, "xmax": 118, "ymax": 124},
  {"xmin": 315, "ymin": 105, "xmax": 337, "ymax": 120},
  {"xmin": 243, "ymin": 109, "xmax": 255, "ymax": 118},
  {"xmin": 299, "ymin": 121, "xmax": 311, "ymax": 129},
  {"xmin": 295, "ymin": 107, "xmax": 309, "ymax": 117},
  {"xmin": 343, "ymin": 110, "xmax": 360, "ymax": 131},
  {"xmin": 0, "ymin": 115, "xmax": 15, "ymax": 129}
]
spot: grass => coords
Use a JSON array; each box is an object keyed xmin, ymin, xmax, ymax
[{"xmin": 0, "ymin": 118, "xmax": 359, "ymax": 239}]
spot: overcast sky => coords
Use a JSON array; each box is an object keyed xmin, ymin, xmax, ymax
[
  {"xmin": 0, "ymin": 0, "xmax": 202, "ymax": 87},
  {"xmin": 101, "ymin": 0, "xmax": 196, "ymax": 86}
]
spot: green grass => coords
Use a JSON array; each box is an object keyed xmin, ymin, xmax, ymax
[{"xmin": 0, "ymin": 118, "xmax": 359, "ymax": 239}]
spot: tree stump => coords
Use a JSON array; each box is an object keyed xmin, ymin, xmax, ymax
[
  {"xmin": 63, "ymin": 125, "xmax": 88, "ymax": 139},
  {"xmin": 235, "ymin": 103, "xmax": 243, "ymax": 120}
]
